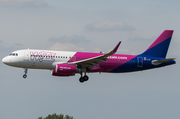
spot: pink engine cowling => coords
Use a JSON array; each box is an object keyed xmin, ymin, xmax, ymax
[{"xmin": 52, "ymin": 64, "xmax": 77, "ymax": 77}]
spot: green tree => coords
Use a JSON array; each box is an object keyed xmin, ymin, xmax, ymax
[{"xmin": 37, "ymin": 113, "xmax": 74, "ymax": 119}]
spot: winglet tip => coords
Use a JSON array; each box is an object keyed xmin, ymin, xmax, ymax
[{"xmin": 113, "ymin": 41, "xmax": 121, "ymax": 52}]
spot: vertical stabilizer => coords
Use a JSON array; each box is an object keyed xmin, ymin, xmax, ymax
[{"xmin": 141, "ymin": 30, "xmax": 173, "ymax": 58}]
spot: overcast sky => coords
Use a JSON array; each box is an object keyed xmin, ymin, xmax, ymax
[{"xmin": 0, "ymin": 0, "xmax": 180, "ymax": 119}]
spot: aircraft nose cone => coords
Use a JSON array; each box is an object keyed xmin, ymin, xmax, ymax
[{"xmin": 2, "ymin": 57, "xmax": 8, "ymax": 64}]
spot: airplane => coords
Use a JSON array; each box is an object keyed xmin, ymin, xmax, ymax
[{"xmin": 2, "ymin": 30, "xmax": 176, "ymax": 83}]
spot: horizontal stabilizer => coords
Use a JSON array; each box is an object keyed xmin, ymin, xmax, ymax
[{"xmin": 152, "ymin": 58, "xmax": 175, "ymax": 65}]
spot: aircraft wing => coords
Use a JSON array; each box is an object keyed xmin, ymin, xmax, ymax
[{"xmin": 68, "ymin": 41, "xmax": 121, "ymax": 69}]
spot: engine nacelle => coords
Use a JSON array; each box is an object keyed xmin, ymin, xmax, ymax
[
  {"xmin": 52, "ymin": 70, "xmax": 75, "ymax": 77},
  {"xmin": 56, "ymin": 64, "xmax": 77, "ymax": 73},
  {"xmin": 51, "ymin": 64, "xmax": 77, "ymax": 77}
]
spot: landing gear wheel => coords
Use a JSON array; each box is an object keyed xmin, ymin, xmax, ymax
[
  {"xmin": 79, "ymin": 67, "xmax": 89, "ymax": 83},
  {"xmin": 79, "ymin": 77, "xmax": 84, "ymax": 83},
  {"xmin": 23, "ymin": 68, "xmax": 28, "ymax": 79},
  {"xmin": 83, "ymin": 75, "xmax": 89, "ymax": 81},
  {"xmin": 23, "ymin": 74, "xmax": 27, "ymax": 78}
]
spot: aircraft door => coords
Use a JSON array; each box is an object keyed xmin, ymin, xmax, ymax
[
  {"xmin": 24, "ymin": 51, "xmax": 29, "ymax": 61},
  {"xmin": 137, "ymin": 57, "xmax": 143, "ymax": 67}
]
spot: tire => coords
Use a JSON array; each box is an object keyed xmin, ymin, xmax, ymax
[
  {"xmin": 23, "ymin": 74, "xmax": 27, "ymax": 78},
  {"xmin": 83, "ymin": 75, "xmax": 89, "ymax": 81},
  {"xmin": 79, "ymin": 77, "xmax": 84, "ymax": 83}
]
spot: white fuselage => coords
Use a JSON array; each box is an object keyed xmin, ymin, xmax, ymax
[{"xmin": 2, "ymin": 49, "xmax": 76, "ymax": 70}]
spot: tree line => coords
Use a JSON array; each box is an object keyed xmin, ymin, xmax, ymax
[{"xmin": 38, "ymin": 113, "xmax": 74, "ymax": 119}]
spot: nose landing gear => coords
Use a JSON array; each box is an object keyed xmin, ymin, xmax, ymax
[{"xmin": 23, "ymin": 68, "xmax": 28, "ymax": 78}]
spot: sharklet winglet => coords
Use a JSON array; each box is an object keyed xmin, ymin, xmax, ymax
[{"xmin": 112, "ymin": 41, "xmax": 121, "ymax": 53}]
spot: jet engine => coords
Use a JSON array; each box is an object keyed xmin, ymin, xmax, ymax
[{"xmin": 51, "ymin": 64, "xmax": 77, "ymax": 77}]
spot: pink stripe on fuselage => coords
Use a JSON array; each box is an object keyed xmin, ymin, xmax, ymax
[
  {"xmin": 68, "ymin": 52, "xmax": 103, "ymax": 63},
  {"xmin": 68, "ymin": 52, "xmax": 137, "ymax": 72},
  {"xmin": 146, "ymin": 30, "xmax": 173, "ymax": 51}
]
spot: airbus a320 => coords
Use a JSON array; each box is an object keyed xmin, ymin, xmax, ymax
[{"xmin": 2, "ymin": 30, "xmax": 176, "ymax": 83}]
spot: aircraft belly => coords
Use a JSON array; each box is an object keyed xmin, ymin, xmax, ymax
[
  {"xmin": 18, "ymin": 61, "xmax": 54, "ymax": 69},
  {"xmin": 31, "ymin": 61, "xmax": 54, "ymax": 69}
]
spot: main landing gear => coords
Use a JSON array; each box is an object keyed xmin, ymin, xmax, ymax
[
  {"xmin": 23, "ymin": 68, "xmax": 28, "ymax": 78},
  {"xmin": 79, "ymin": 67, "xmax": 89, "ymax": 83},
  {"xmin": 79, "ymin": 75, "xmax": 89, "ymax": 83}
]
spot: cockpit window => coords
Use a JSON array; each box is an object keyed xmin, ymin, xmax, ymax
[{"xmin": 9, "ymin": 53, "xmax": 18, "ymax": 56}]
